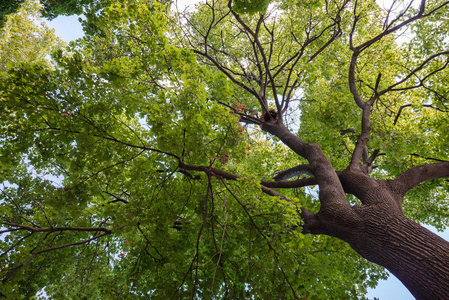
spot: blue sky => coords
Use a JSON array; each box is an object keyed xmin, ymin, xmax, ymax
[{"xmin": 45, "ymin": 8, "xmax": 449, "ymax": 300}]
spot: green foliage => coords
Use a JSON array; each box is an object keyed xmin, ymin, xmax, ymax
[
  {"xmin": 0, "ymin": 0, "xmax": 96, "ymax": 27},
  {"xmin": 0, "ymin": 0, "xmax": 26, "ymax": 28},
  {"xmin": 40, "ymin": 0, "xmax": 95, "ymax": 19},
  {"xmin": 3, "ymin": 0, "xmax": 449, "ymax": 298},
  {"xmin": 0, "ymin": 0, "xmax": 65, "ymax": 73},
  {"xmin": 232, "ymin": 0, "xmax": 270, "ymax": 14}
]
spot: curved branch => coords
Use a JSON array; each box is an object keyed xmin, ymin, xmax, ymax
[
  {"xmin": 391, "ymin": 162, "xmax": 449, "ymax": 196},
  {"xmin": 348, "ymin": 50, "xmax": 366, "ymax": 109},
  {"xmin": 349, "ymin": 103, "xmax": 373, "ymax": 170},
  {"xmin": 261, "ymin": 123, "xmax": 349, "ymax": 210},
  {"xmin": 393, "ymin": 104, "xmax": 412, "ymax": 125},
  {"xmin": 346, "ymin": 4, "xmax": 447, "ymax": 171},
  {"xmin": 262, "ymin": 177, "xmax": 318, "ymax": 189},
  {"xmin": 272, "ymin": 164, "xmax": 312, "ymax": 181}
]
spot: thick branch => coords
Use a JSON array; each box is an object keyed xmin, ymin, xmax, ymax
[
  {"xmin": 348, "ymin": 50, "xmax": 366, "ymax": 109},
  {"xmin": 392, "ymin": 162, "xmax": 449, "ymax": 196},
  {"xmin": 260, "ymin": 123, "xmax": 349, "ymax": 209},
  {"xmin": 272, "ymin": 164, "xmax": 312, "ymax": 181},
  {"xmin": 349, "ymin": 102, "xmax": 373, "ymax": 171},
  {"xmin": 346, "ymin": 3, "xmax": 448, "ymax": 171},
  {"xmin": 262, "ymin": 177, "xmax": 318, "ymax": 189}
]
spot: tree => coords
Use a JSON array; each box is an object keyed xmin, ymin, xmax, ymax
[
  {"xmin": 0, "ymin": 0, "xmax": 26, "ymax": 28},
  {"xmin": 39, "ymin": 0, "xmax": 96, "ymax": 19},
  {"xmin": 0, "ymin": 0, "xmax": 94, "ymax": 27},
  {"xmin": 0, "ymin": 0, "xmax": 65, "ymax": 73},
  {"xmin": 1, "ymin": 0, "xmax": 449, "ymax": 298}
]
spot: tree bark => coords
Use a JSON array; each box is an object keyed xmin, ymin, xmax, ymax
[
  {"xmin": 346, "ymin": 206, "xmax": 449, "ymax": 300},
  {"xmin": 262, "ymin": 123, "xmax": 449, "ymax": 299},
  {"xmin": 303, "ymin": 171, "xmax": 449, "ymax": 300}
]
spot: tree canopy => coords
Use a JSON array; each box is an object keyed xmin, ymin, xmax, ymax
[
  {"xmin": 0, "ymin": 0, "xmax": 94, "ymax": 27},
  {"xmin": 1, "ymin": 0, "xmax": 449, "ymax": 299},
  {"xmin": 0, "ymin": 0, "xmax": 65, "ymax": 72}
]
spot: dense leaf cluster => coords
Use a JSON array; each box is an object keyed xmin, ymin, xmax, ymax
[{"xmin": 1, "ymin": 0, "xmax": 449, "ymax": 298}]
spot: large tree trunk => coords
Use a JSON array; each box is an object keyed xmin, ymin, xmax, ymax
[
  {"xmin": 260, "ymin": 122, "xmax": 449, "ymax": 299},
  {"xmin": 348, "ymin": 207, "xmax": 449, "ymax": 300},
  {"xmin": 314, "ymin": 171, "xmax": 449, "ymax": 300}
]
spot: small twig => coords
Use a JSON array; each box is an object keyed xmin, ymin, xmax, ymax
[
  {"xmin": 393, "ymin": 104, "xmax": 412, "ymax": 125},
  {"xmin": 2, "ymin": 232, "xmax": 111, "ymax": 282}
]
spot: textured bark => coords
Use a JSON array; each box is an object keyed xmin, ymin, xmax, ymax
[
  {"xmin": 261, "ymin": 122, "xmax": 449, "ymax": 299},
  {"xmin": 184, "ymin": 1, "xmax": 449, "ymax": 297},
  {"xmin": 311, "ymin": 172, "xmax": 449, "ymax": 300},
  {"xmin": 350, "ymin": 209, "xmax": 449, "ymax": 300}
]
